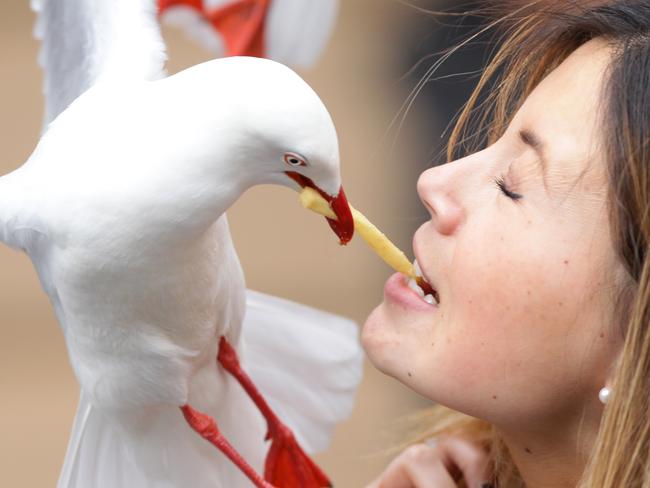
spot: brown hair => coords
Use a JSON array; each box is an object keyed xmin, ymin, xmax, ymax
[{"xmin": 420, "ymin": 1, "xmax": 650, "ymax": 486}]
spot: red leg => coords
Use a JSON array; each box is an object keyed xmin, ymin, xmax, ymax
[
  {"xmin": 218, "ymin": 337, "xmax": 332, "ymax": 488},
  {"xmin": 180, "ymin": 404, "xmax": 275, "ymax": 488}
]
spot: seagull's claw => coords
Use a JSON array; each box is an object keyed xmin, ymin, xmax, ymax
[{"xmin": 264, "ymin": 423, "xmax": 332, "ymax": 488}]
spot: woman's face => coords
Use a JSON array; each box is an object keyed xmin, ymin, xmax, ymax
[{"xmin": 363, "ymin": 39, "xmax": 625, "ymax": 427}]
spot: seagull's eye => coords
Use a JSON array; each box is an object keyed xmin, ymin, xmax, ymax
[{"xmin": 284, "ymin": 152, "xmax": 307, "ymax": 167}]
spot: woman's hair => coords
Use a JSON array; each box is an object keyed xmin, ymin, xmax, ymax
[{"xmin": 419, "ymin": 1, "xmax": 650, "ymax": 486}]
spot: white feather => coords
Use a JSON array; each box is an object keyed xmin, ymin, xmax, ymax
[
  {"xmin": 265, "ymin": 0, "xmax": 339, "ymax": 68},
  {"xmin": 30, "ymin": 0, "xmax": 167, "ymax": 127},
  {"xmin": 58, "ymin": 385, "xmax": 267, "ymax": 487},
  {"xmin": 243, "ymin": 290, "xmax": 363, "ymax": 453}
]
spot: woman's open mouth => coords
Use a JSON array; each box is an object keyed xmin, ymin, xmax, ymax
[{"xmin": 384, "ymin": 261, "xmax": 439, "ymax": 311}]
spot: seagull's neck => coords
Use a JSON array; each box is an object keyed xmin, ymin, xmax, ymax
[
  {"xmin": 133, "ymin": 76, "xmax": 265, "ymax": 238},
  {"xmin": 150, "ymin": 161, "xmax": 251, "ymax": 238}
]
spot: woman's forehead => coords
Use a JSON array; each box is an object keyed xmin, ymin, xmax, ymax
[{"xmin": 510, "ymin": 38, "xmax": 613, "ymax": 190}]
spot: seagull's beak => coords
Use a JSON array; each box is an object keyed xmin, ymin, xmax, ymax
[
  {"xmin": 326, "ymin": 186, "xmax": 354, "ymax": 245},
  {"xmin": 286, "ymin": 171, "xmax": 354, "ymax": 245}
]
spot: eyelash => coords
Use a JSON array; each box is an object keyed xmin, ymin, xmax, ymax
[{"xmin": 494, "ymin": 175, "xmax": 523, "ymax": 201}]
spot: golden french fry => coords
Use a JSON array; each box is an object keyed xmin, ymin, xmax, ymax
[
  {"xmin": 351, "ymin": 207, "xmax": 417, "ymax": 279},
  {"xmin": 300, "ymin": 187, "xmax": 336, "ymax": 219},
  {"xmin": 300, "ymin": 187, "xmax": 417, "ymax": 279}
]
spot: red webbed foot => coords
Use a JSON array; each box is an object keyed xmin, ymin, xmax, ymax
[{"xmin": 265, "ymin": 423, "xmax": 332, "ymax": 488}]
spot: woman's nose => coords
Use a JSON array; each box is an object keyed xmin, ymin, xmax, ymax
[{"xmin": 417, "ymin": 164, "xmax": 465, "ymax": 235}]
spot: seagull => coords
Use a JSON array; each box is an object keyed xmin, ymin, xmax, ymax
[{"xmin": 0, "ymin": 0, "xmax": 363, "ymax": 486}]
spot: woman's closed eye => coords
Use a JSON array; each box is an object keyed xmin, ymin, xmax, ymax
[{"xmin": 494, "ymin": 175, "xmax": 523, "ymax": 201}]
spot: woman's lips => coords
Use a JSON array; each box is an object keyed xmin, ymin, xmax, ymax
[{"xmin": 384, "ymin": 272, "xmax": 438, "ymax": 312}]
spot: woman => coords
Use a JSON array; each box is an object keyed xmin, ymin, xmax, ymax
[{"xmin": 363, "ymin": 1, "xmax": 650, "ymax": 486}]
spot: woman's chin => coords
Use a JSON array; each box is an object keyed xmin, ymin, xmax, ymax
[{"xmin": 361, "ymin": 303, "xmax": 403, "ymax": 376}]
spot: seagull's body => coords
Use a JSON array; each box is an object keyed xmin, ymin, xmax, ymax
[
  {"xmin": 0, "ymin": 1, "xmax": 362, "ymax": 486},
  {"xmin": 10, "ymin": 60, "xmax": 320, "ymax": 410},
  {"xmin": 18, "ymin": 73, "xmax": 251, "ymax": 380}
]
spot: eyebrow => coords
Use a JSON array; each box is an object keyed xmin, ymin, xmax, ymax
[{"xmin": 518, "ymin": 128, "xmax": 548, "ymax": 189}]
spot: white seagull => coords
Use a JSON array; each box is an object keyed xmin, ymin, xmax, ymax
[{"xmin": 0, "ymin": 0, "xmax": 363, "ymax": 486}]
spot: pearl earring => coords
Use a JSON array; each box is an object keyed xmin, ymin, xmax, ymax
[{"xmin": 599, "ymin": 387, "xmax": 611, "ymax": 404}]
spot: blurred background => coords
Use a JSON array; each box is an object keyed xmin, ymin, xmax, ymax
[{"xmin": 0, "ymin": 0, "xmax": 491, "ymax": 486}]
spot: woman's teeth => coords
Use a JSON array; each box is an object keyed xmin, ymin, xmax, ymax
[{"xmin": 408, "ymin": 260, "xmax": 438, "ymax": 305}]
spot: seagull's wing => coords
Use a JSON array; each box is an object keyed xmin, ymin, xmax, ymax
[
  {"xmin": 242, "ymin": 290, "xmax": 363, "ymax": 453},
  {"xmin": 159, "ymin": 0, "xmax": 338, "ymax": 68},
  {"xmin": 264, "ymin": 0, "xmax": 338, "ymax": 67},
  {"xmin": 31, "ymin": 0, "xmax": 167, "ymax": 127}
]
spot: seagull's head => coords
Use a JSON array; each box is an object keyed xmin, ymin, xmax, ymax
[{"xmin": 226, "ymin": 58, "xmax": 354, "ymax": 245}]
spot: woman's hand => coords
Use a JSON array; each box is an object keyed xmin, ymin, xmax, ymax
[{"xmin": 366, "ymin": 437, "xmax": 492, "ymax": 488}]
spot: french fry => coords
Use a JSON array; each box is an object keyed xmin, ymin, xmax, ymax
[
  {"xmin": 300, "ymin": 187, "xmax": 417, "ymax": 280},
  {"xmin": 300, "ymin": 187, "xmax": 336, "ymax": 219}
]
